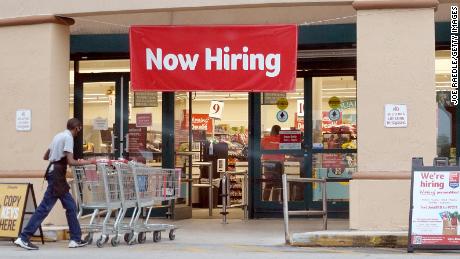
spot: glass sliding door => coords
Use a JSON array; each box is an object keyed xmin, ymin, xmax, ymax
[
  {"xmin": 309, "ymin": 76, "xmax": 356, "ymax": 215},
  {"xmin": 73, "ymin": 72, "xmax": 129, "ymax": 160},
  {"xmin": 252, "ymin": 76, "xmax": 357, "ymax": 217}
]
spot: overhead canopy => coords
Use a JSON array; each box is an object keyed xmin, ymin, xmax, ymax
[{"xmin": 129, "ymin": 25, "xmax": 297, "ymax": 92}]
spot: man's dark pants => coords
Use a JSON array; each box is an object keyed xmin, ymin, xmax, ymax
[{"xmin": 20, "ymin": 172, "xmax": 81, "ymax": 242}]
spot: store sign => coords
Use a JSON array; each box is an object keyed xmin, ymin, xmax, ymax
[
  {"xmin": 409, "ymin": 170, "xmax": 460, "ymax": 247},
  {"xmin": 328, "ymin": 96, "xmax": 341, "ymax": 109},
  {"xmin": 276, "ymin": 110, "xmax": 288, "ymax": 122},
  {"xmin": 279, "ymin": 130, "xmax": 301, "ymax": 150},
  {"xmin": 134, "ymin": 91, "xmax": 158, "ymax": 107},
  {"xmin": 340, "ymin": 100, "xmax": 356, "ymax": 110},
  {"xmin": 93, "ymin": 117, "xmax": 108, "ymax": 130},
  {"xmin": 209, "ymin": 101, "xmax": 224, "ymax": 119},
  {"xmin": 128, "ymin": 124, "xmax": 147, "ymax": 158},
  {"xmin": 262, "ymin": 93, "xmax": 287, "ymax": 105},
  {"xmin": 0, "ymin": 184, "xmax": 42, "ymax": 240},
  {"xmin": 322, "ymin": 154, "xmax": 346, "ymax": 176},
  {"xmin": 16, "ymin": 109, "xmax": 31, "ymax": 131},
  {"xmin": 328, "ymin": 109, "xmax": 341, "ymax": 121},
  {"xmin": 385, "ymin": 104, "xmax": 407, "ymax": 128},
  {"xmin": 295, "ymin": 113, "xmax": 304, "ymax": 131},
  {"xmin": 192, "ymin": 114, "xmax": 213, "ymax": 133},
  {"xmin": 136, "ymin": 113, "xmax": 152, "ymax": 128},
  {"xmin": 297, "ymin": 100, "xmax": 304, "ymax": 117},
  {"xmin": 276, "ymin": 98, "xmax": 289, "ymax": 110},
  {"xmin": 130, "ymin": 25, "xmax": 297, "ymax": 92},
  {"xmin": 322, "ymin": 111, "xmax": 342, "ymax": 132}
]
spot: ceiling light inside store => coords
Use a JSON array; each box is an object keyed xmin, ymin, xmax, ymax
[
  {"xmin": 322, "ymin": 96, "xmax": 356, "ymax": 98},
  {"xmin": 322, "ymin": 88, "xmax": 356, "ymax": 91}
]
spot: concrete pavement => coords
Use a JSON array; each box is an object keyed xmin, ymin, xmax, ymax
[{"xmin": 1, "ymin": 218, "xmax": 459, "ymax": 258}]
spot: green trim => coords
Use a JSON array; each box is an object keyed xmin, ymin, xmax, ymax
[
  {"xmin": 298, "ymin": 24, "xmax": 356, "ymax": 45},
  {"xmin": 70, "ymin": 22, "xmax": 450, "ymax": 55},
  {"xmin": 435, "ymin": 22, "xmax": 450, "ymax": 44},
  {"xmin": 71, "ymin": 34, "xmax": 129, "ymax": 55}
]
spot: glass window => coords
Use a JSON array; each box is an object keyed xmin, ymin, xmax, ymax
[
  {"xmin": 69, "ymin": 61, "xmax": 74, "ymax": 118},
  {"xmin": 191, "ymin": 92, "xmax": 249, "ymax": 167},
  {"xmin": 78, "ymin": 60, "xmax": 130, "ymax": 73},
  {"xmin": 81, "ymin": 81, "xmax": 116, "ymax": 158},
  {"xmin": 436, "ymin": 50, "xmax": 457, "ymax": 165},
  {"xmin": 128, "ymin": 87, "xmax": 162, "ymax": 166},
  {"xmin": 175, "ymin": 92, "xmax": 191, "ymax": 164},
  {"xmin": 261, "ymin": 78, "xmax": 304, "ymax": 149},
  {"xmin": 312, "ymin": 153, "xmax": 356, "ymax": 202},
  {"xmin": 261, "ymin": 155, "xmax": 305, "ymax": 202},
  {"xmin": 312, "ymin": 76, "xmax": 357, "ymax": 150}
]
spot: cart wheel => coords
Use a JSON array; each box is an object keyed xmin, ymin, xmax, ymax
[
  {"xmin": 124, "ymin": 232, "xmax": 132, "ymax": 243},
  {"xmin": 104, "ymin": 235, "xmax": 109, "ymax": 244},
  {"xmin": 111, "ymin": 236, "xmax": 120, "ymax": 247},
  {"xmin": 153, "ymin": 231, "xmax": 161, "ymax": 243},
  {"xmin": 96, "ymin": 237, "xmax": 104, "ymax": 248},
  {"xmin": 128, "ymin": 232, "xmax": 137, "ymax": 245},
  {"xmin": 138, "ymin": 232, "xmax": 146, "ymax": 244},
  {"xmin": 169, "ymin": 230, "xmax": 175, "ymax": 241},
  {"xmin": 84, "ymin": 233, "xmax": 93, "ymax": 245}
]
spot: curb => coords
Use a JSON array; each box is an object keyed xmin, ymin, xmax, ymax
[{"xmin": 290, "ymin": 231, "xmax": 408, "ymax": 248}]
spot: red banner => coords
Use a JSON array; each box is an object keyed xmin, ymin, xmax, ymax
[{"xmin": 130, "ymin": 25, "xmax": 297, "ymax": 92}]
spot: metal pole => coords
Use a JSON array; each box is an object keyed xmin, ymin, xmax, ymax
[
  {"xmin": 209, "ymin": 163, "xmax": 213, "ymax": 216},
  {"xmin": 222, "ymin": 173, "xmax": 228, "ymax": 224},
  {"xmin": 282, "ymin": 174, "xmax": 290, "ymax": 244},
  {"xmin": 322, "ymin": 179, "xmax": 328, "ymax": 230},
  {"xmin": 244, "ymin": 171, "xmax": 249, "ymax": 221}
]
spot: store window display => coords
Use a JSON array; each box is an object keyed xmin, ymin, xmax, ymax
[
  {"xmin": 435, "ymin": 50, "xmax": 457, "ymax": 165},
  {"xmin": 189, "ymin": 92, "xmax": 249, "ymax": 208},
  {"xmin": 261, "ymin": 125, "xmax": 284, "ymax": 201},
  {"xmin": 311, "ymin": 76, "xmax": 357, "ymax": 202}
]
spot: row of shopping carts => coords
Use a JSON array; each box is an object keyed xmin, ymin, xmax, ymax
[{"xmin": 71, "ymin": 161, "xmax": 181, "ymax": 247}]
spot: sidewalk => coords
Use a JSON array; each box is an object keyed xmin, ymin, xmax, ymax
[
  {"xmin": 39, "ymin": 218, "xmax": 348, "ymax": 245},
  {"xmin": 4, "ymin": 218, "xmax": 451, "ymax": 259},
  {"xmin": 37, "ymin": 218, "xmax": 406, "ymax": 248}
]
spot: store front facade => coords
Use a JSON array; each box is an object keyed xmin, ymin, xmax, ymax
[
  {"xmin": 0, "ymin": 0, "xmax": 453, "ymax": 229},
  {"xmin": 68, "ymin": 24, "xmax": 358, "ymax": 218}
]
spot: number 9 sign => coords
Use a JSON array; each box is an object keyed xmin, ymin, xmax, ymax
[{"xmin": 209, "ymin": 101, "xmax": 224, "ymax": 119}]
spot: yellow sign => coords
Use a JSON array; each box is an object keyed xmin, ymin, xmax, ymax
[
  {"xmin": 328, "ymin": 96, "xmax": 341, "ymax": 109},
  {"xmin": 0, "ymin": 184, "xmax": 28, "ymax": 238},
  {"xmin": 276, "ymin": 97, "xmax": 289, "ymax": 110}
]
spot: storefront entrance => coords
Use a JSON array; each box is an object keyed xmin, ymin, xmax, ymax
[
  {"xmin": 71, "ymin": 60, "xmax": 356, "ymax": 218},
  {"xmin": 251, "ymin": 76, "xmax": 356, "ymax": 218}
]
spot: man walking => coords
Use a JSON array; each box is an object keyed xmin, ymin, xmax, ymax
[{"xmin": 14, "ymin": 118, "xmax": 96, "ymax": 250}]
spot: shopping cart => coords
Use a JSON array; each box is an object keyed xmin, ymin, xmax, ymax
[
  {"xmin": 108, "ymin": 162, "xmax": 138, "ymax": 247},
  {"xmin": 72, "ymin": 163, "xmax": 123, "ymax": 247},
  {"xmin": 126, "ymin": 162, "xmax": 181, "ymax": 244}
]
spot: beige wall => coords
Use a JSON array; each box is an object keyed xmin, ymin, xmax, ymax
[
  {"xmin": 357, "ymin": 8, "xmax": 436, "ymax": 172},
  {"xmin": 0, "ymin": 1, "xmax": 352, "ymax": 18},
  {"xmin": 350, "ymin": 180, "xmax": 411, "ymax": 230},
  {"xmin": 0, "ymin": 23, "xmax": 70, "ymax": 171},
  {"xmin": 350, "ymin": 7, "xmax": 437, "ymax": 230},
  {"xmin": 0, "ymin": 23, "xmax": 70, "ymax": 225}
]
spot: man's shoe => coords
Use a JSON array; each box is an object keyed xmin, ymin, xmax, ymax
[
  {"xmin": 68, "ymin": 239, "xmax": 88, "ymax": 248},
  {"xmin": 14, "ymin": 237, "xmax": 39, "ymax": 250}
]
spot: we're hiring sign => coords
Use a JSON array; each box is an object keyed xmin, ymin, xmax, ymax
[{"xmin": 129, "ymin": 25, "xmax": 297, "ymax": 92}]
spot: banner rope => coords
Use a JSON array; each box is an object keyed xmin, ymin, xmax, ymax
[{"xmin": 63, "ymin": 7, "xmax": 437, "ymax": 29}]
